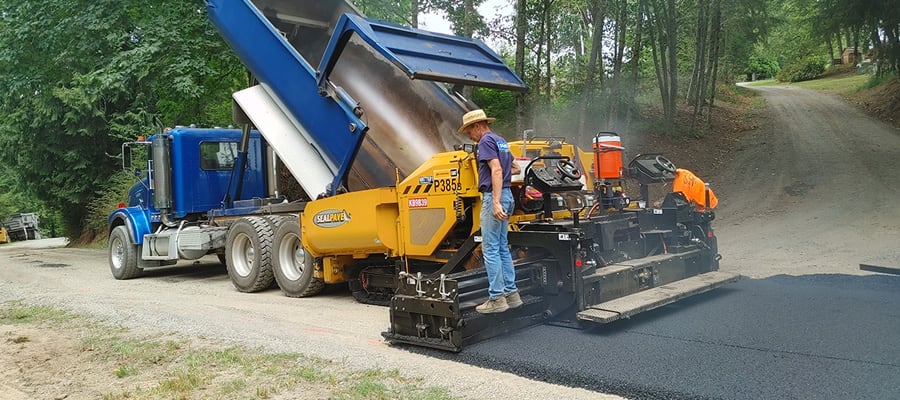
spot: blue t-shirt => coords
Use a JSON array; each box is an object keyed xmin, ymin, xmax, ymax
[{"xmin": 477, "ymin": 132, "xmax": 514, "ymax": 193}]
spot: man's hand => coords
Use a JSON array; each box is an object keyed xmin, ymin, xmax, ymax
[
  {"xmin": 510, "ymin": 160, "xmax": 521, "ymax": 175},
  {"xmin": 493, "ymin": 200, "xmax": 507, "ymax": 220}
]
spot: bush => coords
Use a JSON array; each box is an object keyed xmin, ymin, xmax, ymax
[
  {"xmin": 776, "ymin": 58, "xmax": 826, "ymax": 82},
  {"xmin": 746, "ymin": 55, "xmax": 780, "ymax": 79},
  {"xmin": 84, "ymin": 171, "xmax": 139, "ymax": 240}
]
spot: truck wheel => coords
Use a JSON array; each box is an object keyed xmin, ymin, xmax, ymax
[
  {"xmin": 273, "ymin": 220, "xmax": 324, "ymax": 297},
  {"xmin": 225, "ymin": 217, "xmax": 275, "ymax": 292},
  {"xmin": 109, "ymin": 225, "xmax": 142, "ymax": 280}
]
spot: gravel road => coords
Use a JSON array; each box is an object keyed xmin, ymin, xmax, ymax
[
  {"xmin": 715, "ymin": 85, "xmax": 900, "ymax": 277},
  {"xmin": 2, "ymin": 84, "xmax": 899, "ymax": 399},
  {"xmin": 0, "ymin": 240, "xmax": 616, "ymax": 400}
]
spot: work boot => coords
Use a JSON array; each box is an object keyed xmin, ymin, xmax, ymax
[
  {"xmin": 475, "ymin": 296, "xmax": 509, "ymax": 314},
  {"xmin": 505, "ymin": 292, "xmax": 523, "ymax": 309}
]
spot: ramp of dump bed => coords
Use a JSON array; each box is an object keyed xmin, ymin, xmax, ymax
[
  {"xmin": 205, "ymin": 0, "xmax": 366, "ymax": 195},
  {"xmin": 319, "ymin": 14, "xmax": 527, "ymax": 91}
]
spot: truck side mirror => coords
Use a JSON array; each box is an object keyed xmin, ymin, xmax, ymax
[{"xmin": 122, "ymin": 142, "xmax": 133, "ymax": 171}]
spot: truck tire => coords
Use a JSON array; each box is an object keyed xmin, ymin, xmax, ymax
[
  {"xmin": 272, "ymin": 219, "xmax": 324, "ymax": 297},
  {"xmin": 109, "ymin": 225, "xmax": 142, "ymax": 280},
  {"xmin": 225, "ymin": 217, "xmax": 275, "ymax": 292}
]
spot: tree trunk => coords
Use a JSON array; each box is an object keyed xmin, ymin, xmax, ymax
[
  {"xmin": 532, "ymin": 0, "xmax": 546, "ymax": 131},
  {"xmin": 685, "ymin": 0, "xmax": 706, "ymax": 105},
  {"xmin": 826, "ymin": 33, "xmax": 835, "ymax": 64},
  {"xmin": 689, "ymin": 0, "xmax": 709, "ymax": 131},
  {"xmin": 607, "ymin": 0, "xmax": 627, "ymax": 130},
  {"xmin": 579, "ymin": 0, "xmax": 605, "ymax": 137},
  {"xmin": 411, "ymin": 0, "xmax": 419, "ymax": 28},
  {"xmin": 648, "ymin": 0, "xmax": 666, "ymax": 120},
  {"xmin": 705, "ymin": 0, "xmax": 722, "ymax": 128},
  {"xmin": 461, "ymin": 0, "xmax": 477, "ymax": 101},
  {"xmin": 625, "ymin": 0, "xmax": 646, "ymax": 131},
  {"xmin": 648, "ymin": 0, "xmax": 677, "ymax": 132},
  {"xmin": 544, "ymin": 0, "xmax": 554, "ymax": 123},
  {"xmin": 514, "ymin": 0, "xmax": 527, "ymax": 135}
]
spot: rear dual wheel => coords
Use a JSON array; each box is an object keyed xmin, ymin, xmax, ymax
[
  {"xmin": 225, "ymin": 216, "xmax": 324, "ymax": 297},
  {"xmin": 272, "ymin": 218, "xmax": 324, "ymax": 297},
  {"xmin": 225, "ymin": 217, "xmax": 275, "ymax": 292}
]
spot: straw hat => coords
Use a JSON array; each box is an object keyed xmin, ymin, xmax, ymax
[{"xmin": 457, "ymin": 109, "xmax": 496, "ymax": 134}]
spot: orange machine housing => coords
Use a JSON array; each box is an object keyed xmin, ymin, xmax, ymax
[{"xmin": 672, "ymin": 168, "xmax": 718, "ymax": 211}]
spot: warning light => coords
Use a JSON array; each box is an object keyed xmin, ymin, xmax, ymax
[
  {"xmin": 117, "ymin": 203, "xmax": 126, "ymax": 209},
  {"xmin": 575, "ymin": 258, "xmax": 584, "ymax": 268}
]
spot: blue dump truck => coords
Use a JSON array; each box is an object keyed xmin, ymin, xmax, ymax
[{"xmin": 108, "ymin": 0, "xmax": 738, "ymax": 351}]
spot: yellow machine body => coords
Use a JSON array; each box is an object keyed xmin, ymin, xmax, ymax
[
  {"xmin": 300, "ymin": 140, "xmax": 596, "ymax": 285},
  {"xmin": 0, "ymin": 226, "xmax": 8, "ymax": 244},
  {"xmin": 301, "ymin": 149, "xmax": 483, "ymax": 283}
]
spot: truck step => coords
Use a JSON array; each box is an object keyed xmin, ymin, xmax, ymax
[{"xmin": 577, "ymin": 271, "xmax": 740, "ymax": 323}]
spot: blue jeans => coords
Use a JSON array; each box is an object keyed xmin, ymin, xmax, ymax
[{"xmin": 481, "ymin": 188, "xmax": 517, "ymax": 299}]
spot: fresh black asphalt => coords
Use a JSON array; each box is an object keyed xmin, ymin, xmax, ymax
[{"xmin": 407, "ymin": 274, "xmax": 900, "ymax": 399}]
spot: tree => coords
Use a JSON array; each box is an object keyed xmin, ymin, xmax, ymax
[
  {"xmin": 514, "ymin": 0, "xmax": 528, "ymax": 134},
  {"xmin": 645, "ymin": 0, "xmax": 679, "ymax": 131},
  {"xmin": 354, "ymin": 0, "xmax": 430, "ymax": 26},
  {"xmin": 813, "ymin": 0, "xmax": 900, "ymax": 77},
  {"xmin": 579, "ymin": 0, "xmax": 606, "ymax": 136},
  {"xmin": 0, "ymin": 0, "xmax": 243, "ymax": 237}
]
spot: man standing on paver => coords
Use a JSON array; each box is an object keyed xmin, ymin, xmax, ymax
[{"xmin": 457, "ymin": 109, "xmax": 523, "ymax": 314}]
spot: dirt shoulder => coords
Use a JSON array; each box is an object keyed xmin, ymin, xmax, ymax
[
  {"xmin": 0, "ymin": 305, "xmax": 420, "ymax": 400},
  {"xmin": 847, "ymin": 75, "xmax": 900, "ymax": 129}
]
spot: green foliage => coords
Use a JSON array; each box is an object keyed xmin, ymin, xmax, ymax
[
  {"xmin": 472, "ymin": 87, "xmax": 516, "ymax": 134},
  {"xmin": 84, "ymin": 171, "xmax": 139, "ymax": 238},
  {"xmin": 355, "ymin": 0, "xmax": 416, "ymax": 25},
  {"xmin": 0, "ymin": 165, "xmax": 35, "ymax": 218},
  {"xmin": 813, "ymin": 0, "xmax": 899, "ymax": 76},
  {"xmin": 864, "ymin": 73, "xmax": 897, "ymax": 90},
  {"xmin": 722, "ymin": 0, "xmax": 774, "ymax": 74},
  {"xmin": 745, "ymin": 54, "xmax": 780, "ymax": 78},
  {"xmin": 432, "ymin": 0, "xmax": 488, "ymax": 37},
  {"xmin": 0, "ymin": 0, "xmax": 244, "ymax": 237},
  {"xmin": 750, "ymin": 0, "xmax": 824, "ymax": 73},
  {"xmin": 776, "ymin": 57, "xmax": 826, "ymax": 82}
]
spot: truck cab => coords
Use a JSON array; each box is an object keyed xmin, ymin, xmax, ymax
[
  {"xmin": 124, "ymin": 127, "xmax": 266, "ymax": 219},
  {"xmin": 110, "ymin": 127, "xmax": 268, "ymax": 277}
]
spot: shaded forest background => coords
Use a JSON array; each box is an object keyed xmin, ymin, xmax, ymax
[{"xmin": 0, "ymin": 0, "xmax": 897, "ymax": 238}]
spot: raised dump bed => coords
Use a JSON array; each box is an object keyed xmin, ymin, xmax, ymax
[{"xmin": 205, "ymin": 0, "xmax": 525, "ymax": 197}]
